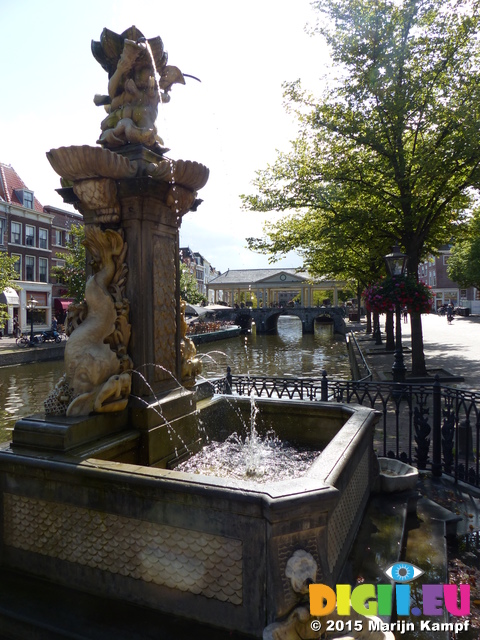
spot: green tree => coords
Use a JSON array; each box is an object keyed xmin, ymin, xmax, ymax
[
  {"xmin": 447, "ymin": 209, "xmax": 480, "ymax": 289},
  {"xmin": 180, "ymin": 263, "xmax": 207, "ymax": 305},
  {"xmin": 0, "ymin": 252, "xmax": 20, "ymax": 327},
  {"xmin": 243, "ymin": 0, "xmax": 480, "ymax": 376},
  {"xmin": 51, "ymin": 224, "xmax": 87, "ymax": 303}
]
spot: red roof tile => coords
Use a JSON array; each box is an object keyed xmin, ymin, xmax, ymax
[{"xmin": 0, "ymin": 162, "xmax": 44, "ymax": 212}]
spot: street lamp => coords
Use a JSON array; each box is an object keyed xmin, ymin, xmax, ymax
[
  {"xmin": 384, "ymin": 245, "xmax": 408, "ymax": 383},
  {"xmin": 27, "ymin": 296, "xmax": 38, "ymax": 346}
]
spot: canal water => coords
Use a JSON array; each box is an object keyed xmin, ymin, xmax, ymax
[{"xmin": 0, "ymin": 317, "xmax": 350, "ymax": 442}]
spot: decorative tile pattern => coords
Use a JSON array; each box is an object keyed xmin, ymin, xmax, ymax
[
  {"xmin": 327, "ymin": 451, "xmax": 370, "ymax": 572},
  {"xmin": 153, "ymin": 234, "xmax": 177, "ymax": 382},
  {"xmin": 3, "ymin": 493, "xmax": 243, "ymax": 604}
]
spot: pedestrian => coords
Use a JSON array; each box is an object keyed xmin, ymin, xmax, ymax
[
  {"xmin": 52, "ymin": 317, "xmax": 58, "ymax": 331},
  {"xmin": 447, "ymin": 303, "xmax": 454, "ymax": 324},
  {"xmin": 403, "ymin": 307, "xmax": 408, "ymax": 323},
  {"xmin": 13, "ymin": 317, "xmax": 20, "ymax": 338}
]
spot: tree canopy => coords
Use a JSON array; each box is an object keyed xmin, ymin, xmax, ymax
[
  {"xmin": 447, "ymin": 208, "xmax": 480, "ymax": 290},
  {"xmin": 242, "ymin": 0, "xmax": 480, "ymax": 375},
  {"xmin": 180, "ymin": 263, "xmax": 207, "ymax": 305},
  {"xmin": 51, "ymin": 224, "xmax": 87, "ymax": 303}
]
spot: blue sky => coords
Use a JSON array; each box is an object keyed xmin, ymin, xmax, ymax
[{"xmin": 1, "ymin": 0, "xmax": 329, "ymax": 272}]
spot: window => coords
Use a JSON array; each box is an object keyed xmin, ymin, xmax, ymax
[
  {"xmin": 11, "ymin": 221, "xmax": 21, "ymax": 244},
  {"xmin": 12, "ymin": 254, "xmax": 21, "ymax": 278},
  {"xmin": 25, "ymin": 225, "xmax": 35, "ymax": 247},
  {"xmin": 65, "ymin": 231, "xmax": 71, "ymax": 245},
  {"xmin": 54, "ymin": 229, "xmax": 63, "ymax": 246},
  {"xmin": 39, "ymin": 258, "xmax": 48, "ymax": 283},
  {"xmin": 23, "ymin": 191, "xmax": 34, "ymax": 209},
  {"xmin": 0, "ymin": 218, "xmax": 5, "ymax": 245},
  {"xmin": 25, "ymin": 256, "xmax": 35, "ymax": 281},
  {"xmin": 443, "ymin": 255, "xmax": 450, "ymax": 265},
  {"xmin": 39, "ymin": 228, "xmax": 48, "ymax": 249}
]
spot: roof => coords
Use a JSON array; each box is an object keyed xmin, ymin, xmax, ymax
[
  {"xmin": 0, "ymin": 163, "xmax": 43, "ymax": 212},
  {"xmin": 209, "ymin": 268, "xmax": 312, "ymax": 286}
]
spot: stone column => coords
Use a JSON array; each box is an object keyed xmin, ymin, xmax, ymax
[{"xmin": 117, "ymin": 178, "xmax": 181, "ymax": 397}]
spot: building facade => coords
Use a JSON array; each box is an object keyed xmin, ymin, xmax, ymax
[
  {"xmin": 207, "ymin": 268, "xmax": 345, "ymax": 308},
  {"xmin": 418, "ymin": 246, "xmax": 479, "ymax": 313},
  {"xmin": 179, "ymin": 247, "xmax": 221, "ymax": 303},
  {"xmin": 0, "ymin": 163, "xmax": 83, "ymax": 335}
]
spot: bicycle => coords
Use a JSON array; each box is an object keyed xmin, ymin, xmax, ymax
[
  {"xmin": 16, "ymin": 333, "xmax": 30, "ymax": 347},
  {"xmin": 15, "ymin": 333, "xmax": 43, "ymax": 347}
]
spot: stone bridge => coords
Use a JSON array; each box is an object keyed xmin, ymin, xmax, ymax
[{"xmin": 230, "ymin": 306, "xmax": 347, "ymax": 335}]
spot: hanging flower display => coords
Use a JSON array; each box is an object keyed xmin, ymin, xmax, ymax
[{"xmin": 363, "ymin": 275, "xmax": 434, "ymax": 314}]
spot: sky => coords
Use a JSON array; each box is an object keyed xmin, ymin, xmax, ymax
[{"xmin": 0, "ymin": 0, "xmax": 330, "ymax": 273}]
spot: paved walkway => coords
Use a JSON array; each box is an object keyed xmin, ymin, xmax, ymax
[{"xmin": 353, "ymin": 312, "xmax": 480, "ymax": 393}]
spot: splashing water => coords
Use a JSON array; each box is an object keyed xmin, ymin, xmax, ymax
[
  {"xmin": 176, "ymin": 393, "xmax": 319, "ymax": 483},
  {"xmin": 176, "ymin": 431, "xmax": 318, "ymax": 483}
]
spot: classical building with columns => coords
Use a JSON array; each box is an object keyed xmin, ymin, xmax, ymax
[{"xmin": 207, "ymin": 268, "xmax": 344, "ymax": 307}]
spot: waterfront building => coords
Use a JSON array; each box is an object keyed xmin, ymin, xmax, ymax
[
  {"xmin": 0, "ymin": 162, "xmax": 83, "ymax": 334},
  {"xmin": 207, "ymin": 268, "xmax": 345, "ymax": 308},
  {"xmin": 418, "ymin": 246, "xmax": 479, "ymax": 313}
]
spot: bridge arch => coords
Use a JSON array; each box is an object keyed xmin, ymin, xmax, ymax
[{"xmin": 233, "ymin": 307, "xmax": 347, "ymax": 336}]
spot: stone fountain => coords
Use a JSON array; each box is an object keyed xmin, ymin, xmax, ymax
[{"xmin": 0, "ymin": 28, "xmax": 387, "ymax": 639}]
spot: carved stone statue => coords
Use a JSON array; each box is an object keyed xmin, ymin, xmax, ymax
[
  {"xmin": 45, "ymin": 227, "xmax": 132, "ymax": 417},
  {"xmin": 92, "ymin": 27, "xmax": 185, "ymax": 152}
]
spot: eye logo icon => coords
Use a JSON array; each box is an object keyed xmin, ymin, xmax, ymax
[{"xmin": 384, "ymin": 562, "xmax": 424, "ymax": 583}]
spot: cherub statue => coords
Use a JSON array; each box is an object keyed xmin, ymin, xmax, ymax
[{"xmin": 92, "ymin": 27, "xmax": 185, "ymax": 152}]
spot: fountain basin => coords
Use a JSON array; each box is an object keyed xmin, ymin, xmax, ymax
[
  {"xmin": 376, "ymin": 457, "xmax": 419, "ymax": 493},
  {"xmin": 0, "ymin": 397, "xmax": 379, "ymax": 638}
]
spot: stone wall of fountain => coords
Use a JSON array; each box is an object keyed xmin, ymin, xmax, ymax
[{"xmin": 0, "ymin": 397, "xmax": 379, "ymax": 637}]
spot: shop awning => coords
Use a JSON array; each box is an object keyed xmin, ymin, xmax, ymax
[
  {"xmin": 0, "ymin": 287, "xmax": 20, "ymax": 306},
  {"xmin": 54, "ymin": 298, "xmax": 75, "ymax": 314}
]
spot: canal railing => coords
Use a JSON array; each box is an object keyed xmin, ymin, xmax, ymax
[{"xmin": 210, "ymin": 373, "xmax": 480, "ymax": 490}]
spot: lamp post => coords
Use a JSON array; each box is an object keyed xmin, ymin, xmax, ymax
[
  {"xmin": 384, "ymin": 245, "xmax": 408, "ymax": 383},
  {"xmin": 27, "ymin": 296, "xmax": 38, "ymax": 346}
]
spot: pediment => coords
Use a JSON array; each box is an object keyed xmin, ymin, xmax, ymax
[{"xmin": 257, "ymin": 271, "xmax": 307, "ymax": 285}]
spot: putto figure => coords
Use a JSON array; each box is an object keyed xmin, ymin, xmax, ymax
[{"xmin": 92, "ymin": 26, "xmax": 185, "ymax": 152}]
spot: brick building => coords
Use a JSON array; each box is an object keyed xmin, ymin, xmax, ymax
[
  {"xmin": 418, "ymin": 246, "xmax": 479, "ymax": 313},
  {"xmin": 0, "ymin": 162, "xmax": 83, "ymax": 335}
]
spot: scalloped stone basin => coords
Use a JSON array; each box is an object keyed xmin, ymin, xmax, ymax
[
  {"xmin": 0, "ymin": 397, "xmax": 379, "ymax": 638},
  {"xmin": 376, "ymin": 457, "xmax": 419, "ymax": 493}
]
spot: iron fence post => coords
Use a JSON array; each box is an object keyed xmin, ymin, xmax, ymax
[
  {"xmin": 321, "ymin": 370, "xmax": 328, "ymax": 402},
  {"xmin": 432, "ymin": 375, "xmax": 442, "ymax": 477},
  {"xmin": 225, "ymin": 366, "xmax": 232, "ymax": 395}
]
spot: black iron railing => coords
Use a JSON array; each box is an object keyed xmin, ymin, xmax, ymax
[{"xmin": 210, "ymin": 373, "xmax": 480, "ymax": 488}]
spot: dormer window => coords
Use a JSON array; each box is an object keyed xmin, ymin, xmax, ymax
[{"xmin": 14, "ymin": 189, "xmax": 34, "ymax": 209}]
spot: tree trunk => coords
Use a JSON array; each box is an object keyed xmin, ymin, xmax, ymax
[
  {"xmin": 366, "ymin": 309, "xmax": 372, "ymax": 334},
  {"xmin": 385, "ymin": 310, "xmax": 395, "ymax": 350},
  {"xmin": 410, "ymin": 312, "xmax": 427, "ymax": 376}
]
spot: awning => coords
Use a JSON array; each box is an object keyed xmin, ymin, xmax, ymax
[
  {"xmin": 0, "ymin": 287, "xmax": 20, "ymax": 306},
  {"xmin": 54, "ymin": 298, "xmax": 75, "ymax": 314}
]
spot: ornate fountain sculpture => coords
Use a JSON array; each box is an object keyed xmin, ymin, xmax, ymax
[{"xmin": 44, "ymin": 26, "xmax": 208, "ymax": 419}]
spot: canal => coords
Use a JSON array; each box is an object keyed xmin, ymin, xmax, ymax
[{"xmin": 0, "ymin": 317, "xmax": 351, "ymax": 442}]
